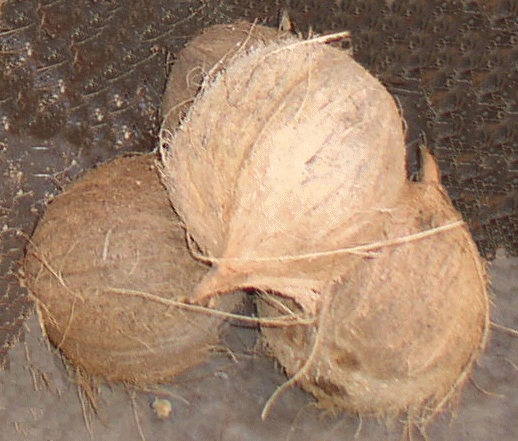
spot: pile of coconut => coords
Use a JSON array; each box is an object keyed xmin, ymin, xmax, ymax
[{"xmin": 24, "ymin": 20, "xmax": 489, "ymax": 425}]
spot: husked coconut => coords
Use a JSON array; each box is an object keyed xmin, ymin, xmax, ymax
[
  {"xmin": 160, "ymin": 35, "xmax": 407, "ymax": 311},
  {"xmin": 24, "ymin": 154, "xmax": 243, "ymax": 383},
  {"xmin": 257, "ymin": 149, "xmax": 489, "ymax": 419}
]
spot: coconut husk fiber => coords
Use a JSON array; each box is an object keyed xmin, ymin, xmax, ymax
[
  {"xmin": 161, "ymin": 20, "xmax": 291, "ymax": 132},
  {"xmin": 256, "ymin": 149, "xmax": 489, "ymax": 419},
  {"xmin": 23, "ymin": 153, "xmax": 244, "ymax": 384},
  {"xmin": 159, "ymin": 35, "xmax": 407, "ymax": 313}
]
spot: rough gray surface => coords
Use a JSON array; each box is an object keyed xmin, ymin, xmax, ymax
[{"xmin": 1, "ymin": 253, "xmax": 518, "ymax": 441}]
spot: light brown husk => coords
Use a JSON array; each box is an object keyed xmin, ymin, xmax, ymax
[
  {"xmin": 162, "ymin": 20, "xmax": 290, "ymax": 132},
  {"xmin": 257, "ymin": 153, "xmax": 490, "ymax": 419},
  {"xmin": 23, "ymin": 154, "xmax": 243, "ymax": 384},
  {"xmin": 160, "ymin": 36, "xmax": 407, "ymax": 311}
]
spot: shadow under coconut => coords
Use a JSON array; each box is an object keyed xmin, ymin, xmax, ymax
[{"xmin": 2, "ymin": 286, "xmax": 518, "ymax": 441}]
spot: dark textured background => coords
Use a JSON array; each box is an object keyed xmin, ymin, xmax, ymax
[{"xmin": 0, "ymin": 0, "xmax": 517, "ymax": 368}]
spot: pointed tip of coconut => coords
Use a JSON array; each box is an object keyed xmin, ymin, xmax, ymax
[{"xmin": 418, "ymin": 145, "xmax": 441, "ymax": 184}]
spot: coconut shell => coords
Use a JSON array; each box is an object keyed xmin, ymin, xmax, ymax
[
  {"xmin": 257, "ymin": 152, "xmax": 489, "ymax": 417},
  {"xmin": 160, "ymin": 36, "xmax": 407, "ymax": 311},
  {"xmin": 162, "ymin": 20, "xmax": 290, "ymax": 132},
  {"xmin": 23, "ymin": 154, "xmax": 243, "ymax": 384}
]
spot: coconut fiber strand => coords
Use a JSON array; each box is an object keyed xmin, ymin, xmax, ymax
[
  {"xmin": 160, "ymin": 35, "xmax": 407, "ymax": 312},
  {"xmin": 257, "ymin": 150, "xmax": 489, "ymax": 418},
  {"xmin": 23, "ymin": 154, "xmax": 243, "ymax": 384}
]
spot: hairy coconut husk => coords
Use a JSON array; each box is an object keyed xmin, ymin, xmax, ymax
[
  {"xmin": 162, "ymin": 20, "xmax": 290, "ymax": 132},
  {"xmin": 160, "ymin": 36, "xmax": 407, "ymax": 312},
  {"xmin": 256, "ymin": 150, "xmax": 489, "ymax": 419},
  {"xmin": 23, "ymin": 154, "xmax": 243, "ymax": 384}
]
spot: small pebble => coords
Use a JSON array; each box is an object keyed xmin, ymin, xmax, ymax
[{"xmin": 152, "ymin": 397, "xmax": 172, "ymax": 419}]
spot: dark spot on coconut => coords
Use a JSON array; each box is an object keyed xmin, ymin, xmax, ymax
[
  {"xmin": 333, "ymin": 349, "xmax": 361, "ymax": 371},
  {"xmin": 313, "ymin": 378, "xmax": 348, "ymax": 397}
]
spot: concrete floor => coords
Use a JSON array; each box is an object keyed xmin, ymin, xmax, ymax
[{"xmin": 1, "ymin": 250, "xmax": 518, "ymax": 441}]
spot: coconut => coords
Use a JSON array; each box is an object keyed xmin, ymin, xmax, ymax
[
  {"xmin": 162, "ymin": 20, "xmax": 290, "ymax": 132},
  {"xmin": 256, "ymin": 149, "xmax": 489, "ymax": 419},
  {"xmin": 159, "ymin": 36, "xmax": 407, "ymax": 311},
  {"xmin": 23, "ymin": 154, "xmax": 243, "ymax": 384}
]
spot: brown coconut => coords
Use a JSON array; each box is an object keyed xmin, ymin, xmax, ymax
[
  {"xmin": 256, "ymin": 150, "xmax": 489, "ymax": 418},
  {"xmin": 162, "ymin": 20, "xmax": 290, "ymax": 132},
  {"xmin": 23, "ymin": 154, "xmax": 243, "ymax": 384},
  {"xmin": 159, "ymin": 36, "xmax": 407, "ymax": 312}
]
